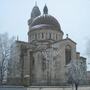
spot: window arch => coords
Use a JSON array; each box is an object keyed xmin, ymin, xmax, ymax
[
  {"xmin": 35, "ymin": 33, "xmax": 37, "ymax": 40},
  {"xmin": 56, "ymin": 34, "xmax": 58, "ymax": 40},
  {"xmin": 65, "ymin": 45, "xmax": 71, "ymax": 65},
  {"xmin": 38, "ymin": 33, "xmax": 40, "ymax": 39},
  {"xmin": 49, "ymin": 33, "xmax": 51, "ymax": 39},
  {"xmin": 42, "ymin": 33, "xmax": 44, "ymax": 39}
]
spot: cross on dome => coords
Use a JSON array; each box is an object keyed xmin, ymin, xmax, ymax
[{"xmin": 35, "ymin": 1, "xmax": 37, "ymax": 6}]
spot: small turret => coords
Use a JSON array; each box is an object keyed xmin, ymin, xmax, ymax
[
  {"xmin": 31, "ymin": 2, "xmax": 41, "ymax": 19},
  {"xmin": 43, "ymin": 4, "xmax": 48, "ymax": 14},
  {"xmin": 28, "ymin": 2, "xmax": 41, "ymax": 26}
]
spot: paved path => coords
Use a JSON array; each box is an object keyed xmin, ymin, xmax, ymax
[
  {"xmin": 0, "ymin": 87, "xmax": 27, "ymax": 90},
  {"xmin": 0, "ymin": 86, "xmax": 90, "ymax": 90}
]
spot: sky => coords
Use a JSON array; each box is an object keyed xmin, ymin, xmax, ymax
[{"xmin": 0, "ymin": 0, "xmax": 90, "ymax": 70}]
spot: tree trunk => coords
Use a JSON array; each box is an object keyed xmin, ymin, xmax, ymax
[
  {"xmin": 72, "ymin": 83, "xmax": 74, "ymax": 90},
  {"xmin": 75, "ymin": 84, "xmax": 78, "ymax": 90}
]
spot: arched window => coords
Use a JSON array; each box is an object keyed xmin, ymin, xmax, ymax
[
  {"xmin": 35, "ymin": 34, "xmax": 37, "ymax": 40},
  {"xmin": 56, "ymin": 34, "xmax": 58, "ymax": 40},
  {"xmin": 49, "ymin": 33, "xmax": 51, "ymax": 39},
  {"xmin": 38, "ymin": 33, "xmax": 40, "ymax": 39},
  {"xmin": 46, "ymin": 32, "xmax": 47, "ymax": 39},
  {"xmin": 65, "ymin": 45, "xmax": 71, "ymax": 65},
  {"xmin": 42, "ymin": 33, "xmax": 44, "ymax": 39}
]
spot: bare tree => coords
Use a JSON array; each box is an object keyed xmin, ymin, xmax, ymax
[
  {"xmin": 86, "ymin": 39, "xmax": 90, "ymax": 57},
  {"xmin": 66, "ymin": 60, "xmax": 84, "ymax": 90},
  {"xmin": 86, "ymin": 39, "xmax": 90, "ymax": 69},
  {"xmin": 0, "ymin": 33, "xmax": 15, "ymax": 85}
]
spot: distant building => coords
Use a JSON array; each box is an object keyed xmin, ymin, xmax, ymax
[{"xmin": 7, "ymin": 4, "xmax": 87, "ymax": 86}]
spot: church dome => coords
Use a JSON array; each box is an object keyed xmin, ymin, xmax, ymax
[
  {"xmin": 28, "ymin": 5, "xmax": 64, "ymax": 43},
  {"xmin": 30, "ymin": 14, "xmax": 61, "ymax": 31},
  {"xmin": 30, "ymin": 5, "xmax": 61, "ymax": 31}
]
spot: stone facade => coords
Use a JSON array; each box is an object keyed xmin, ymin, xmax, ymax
[{"xmin": 7, "ymin": 4, "xmax": 87, "ymax": 86}]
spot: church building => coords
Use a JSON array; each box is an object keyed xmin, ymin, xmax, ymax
[{"xmin": 7, "ymin": 4, "xmax": 86, "ymax": 86}]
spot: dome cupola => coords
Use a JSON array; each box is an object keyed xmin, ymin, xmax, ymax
[
  {"xmin": 30, "ymin": 5, "xmax": 62, "ymax": 31},
  {"xmin": 31, "ymin": 2, "xmax": 41, "ymax": 19},
  {"xmin": 28, "ymin": 4, "xmax": 63, "ymax": 43}
]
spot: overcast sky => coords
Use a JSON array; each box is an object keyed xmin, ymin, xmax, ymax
[{"xmin": 0, "ymin": 0, "xmax": 90, "ymax": 70}]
